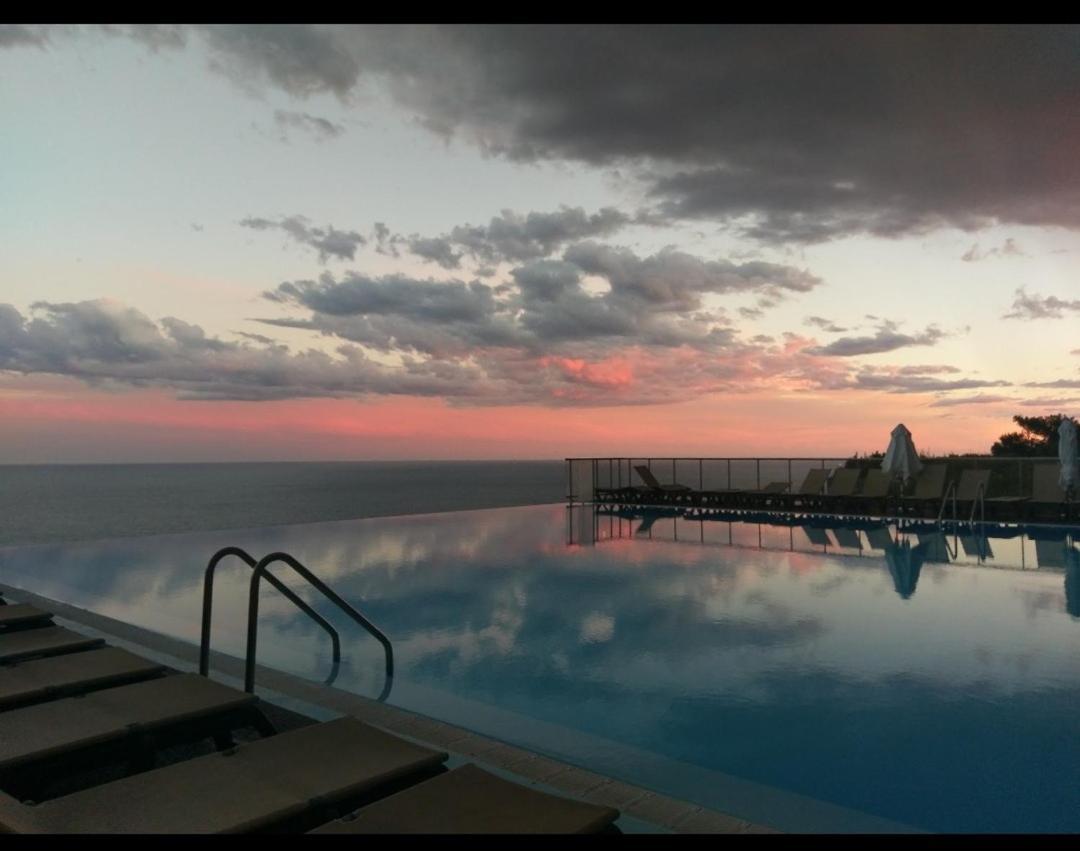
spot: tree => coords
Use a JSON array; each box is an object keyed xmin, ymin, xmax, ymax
[{"xmin": 991, "ymin": 413, "xmax": 1075, "ymax": 456}]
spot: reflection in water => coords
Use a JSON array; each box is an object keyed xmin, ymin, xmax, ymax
[
  {"xmin": 1066, "ymin": 547, "xmax": 1080, "ymax": 619},
  {"xmin": 2, "ymin": 503, "xmax": 1080, "ymax": 831},
  {"xmin": 884, "ymin": 540, "xmax": 926, "ymax": 599}
]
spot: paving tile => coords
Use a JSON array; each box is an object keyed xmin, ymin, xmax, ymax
[
  {"xmin": 582, "ymin": 779, "xmax": 650, "ymax": 809},
  {"xmin": 474, "ymin": 742, "xmax": 539, "ymax": 770},
  {"xmin": 626, "ymin": 792, "xmax": 702, "ymax": 830},
  {"xmin": 505, "ymin": 754, "xmax": 573, "ymax": 784},
  {"xmin": 446, "ymin": 732, "xmax": 506, "ymax": 757},
  {"xmin": 673, "ymin": 807, "xmax": 753, "ymax": 834},
  {"xmin": 548, "ymin": 767, "xmax": 611, "ymax": 796}
]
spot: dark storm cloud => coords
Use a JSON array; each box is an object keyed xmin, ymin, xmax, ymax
[
  {"xmin": 28, "ymin": 25, "xmax": 1080, "ymax": 242},
  {"xmin": 806, "ymin": 321, "xmax": 947, "ymax": 357},
  {"xmin": 273, "ymin": 109, "xmax": 345, "ymax": 140},
  {"xmin": 1003, "ymin": 288, "xmax": 1080, "ymax": 320},
  {"xmin": 240, "ymin": 215, "xmax": 366, "ymax": 262}
]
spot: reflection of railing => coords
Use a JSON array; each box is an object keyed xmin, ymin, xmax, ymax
[
  {"xmin": 245, "ymin": 551, "xmax": 394, "ymax": 701},
  {"xmin": 200, "ymin": 547, "xmax": 342, "ymax": 684}
]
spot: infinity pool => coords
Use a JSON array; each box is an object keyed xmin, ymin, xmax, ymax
[{"xmin": 2, "ymin": 504, "xmax": 1079, "ymax": 832}]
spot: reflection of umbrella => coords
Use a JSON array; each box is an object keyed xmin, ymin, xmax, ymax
[
  {"xmin": 882, "ymin": 423, "xmax": 923, "ymax": 483},
  {"xmin": 1065, "ymin": 546, "xmax": 1080, "ymax": 618},
  {"xmin": 885, "ymin": 539, "xmax": 928, "ymax": 599},
  {"xmin": 1060, "ymin": 418, "xmax": 1078, "ymax": 494}
]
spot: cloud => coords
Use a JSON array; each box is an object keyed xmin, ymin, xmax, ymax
[
  {"xmin": 1025, "ymin": 378, "xmax": 1080, "ymax": 389},
  {"xmin": 961, "ymin": 238, "xmax": 1024, "ymax": 262},
  {"xmin": 804, "ymin": 315, "xmax": 848, "ymax": 333},
  {"xmin": 806, "ymin": 321, "xmax": 947, "ymax": 357},
  {"xmin": 240, "ymin": 215, "xmax": 365, "ymax": 262},
  {"xmin": 843, "ymin": 364, "xmax": 1010, "ymax": 395},
  {"xmin": 273, "ymin": 109, "xmax": 345, "ymax": 140},
  {"xmin": 1017, "ymin": 396, "xmax": 1080, "ymax": 408},
  {"xmin": 1003, "ymin": 287, "xmax": 1080, "ymax": 320},
  {"xmin": 928, "ymin": 393, "xmax": 1014, "ymax": 407},
  {"xmin": 41, "ymin": 25, "xmax": 1080, "ymax": 243}
]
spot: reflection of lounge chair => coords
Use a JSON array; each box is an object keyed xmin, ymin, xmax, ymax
[
  {"xmin": 830, "ymin": 527, "xmax": 863, "ymax": 549},
  {"xmin": 632, "ymin": 465, "xmax": 693, "ymax": 504},
  {"xmin": 959, "ymin": 533, "xmax": 994, "ymax": 561},
  {"xmin": 900, "ymin": 464, "xmax": 948, "ymax": 517},
  {"xmin": 1030, "ymin": 463, "xmax": 1070, "ymax": 522},
  {"xmin": 802, "ymin": 526, "xmax": 835, "ymax": 548},
  {"xmin": 1065, "ymin": 547, "xmax": 1080, "ymax": 618},
  {"xmin": 916, "ymin": 531, "xmax": 952, "ymax": 563},
  {"xmin": 1035, "ymin": 537, "xmax": 1069, "ymax": 569},
  {"xmin": 865, "ymin": 525, "xmax": 895, "ymax": 550},
  {"xmin": 635, "ymin": 514, "xmax": 659, "ymax": 536}
]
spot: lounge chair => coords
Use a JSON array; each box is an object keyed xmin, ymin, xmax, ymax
[
  {"xmin": 899, "ymin": 464, "xmax": 948, "ymax": 518},
  {"xmin": 0, "ymin": 626, "xmax": 104, "ymax": 664},
  {"xmin": 856, "ymin": 469, "xmax": 894, "ymax": 516},
  {"xmin": 0, "ymin": 673, "xmax": 272, "ymax": 785},
  {"xmin": 735, "ymin": 481, "xmax": 790, "ymax": 510},
  {"xmin": 950, "ymin": 469, "xmax": 1028, "ymax": 522},
  {"xmin": 778, "ymin": 468, "xmax": 830, "ymax": 512},
  {"xmin": 0, "ymin": 717, "xmax": 448, "ymax": 834},
  {"xmin": 311, "ymin": 763, "xmax": 619, "ymax": 834},
  {"xmin": 0, "ymin": 604, "xmax": 52, "ymax": 631},
  {"xmin": 631, "ymin": 465, "xmax": 693, "ymax": 505},
  {"xmin": 0, "ymin": 647, "xmax": 166, "ymax": 711},
  {"xmin": 818, "ymin": 467, "xmax": 863, "ymax": 514},
  {"xmin": 1029, "ymin": 463, "xmax": 1071, "ymax": 522}
]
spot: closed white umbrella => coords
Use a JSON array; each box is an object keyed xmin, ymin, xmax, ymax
[
  {"xmin": 882, "ymin": 423, "xmax": 923, "ymax": 483},
  {"xmin": 1059, "ymin": 418, "xmax": 1078, "ymax": 493}
]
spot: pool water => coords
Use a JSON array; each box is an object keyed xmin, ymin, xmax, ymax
[{"xmin": 2, "ymin": 504, "xmax": 1079, "ymax": 832}]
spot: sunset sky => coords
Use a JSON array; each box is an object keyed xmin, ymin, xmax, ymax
[{"xmin": 2, "ymin": 25, "xmax": 1079, "ymax": 462}]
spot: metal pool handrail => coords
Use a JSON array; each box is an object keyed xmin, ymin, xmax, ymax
[
  {"xmin": 245, "ymin": 551, "xmax": 394, "ymax": 702},
  {"xmin": 200, "ymin": 546, "xmax": 342, "ymax": 684}
]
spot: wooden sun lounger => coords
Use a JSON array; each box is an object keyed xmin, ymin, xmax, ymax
[
  {"xmin": 0, "ymin": 605, "xmax": 53, "ymax": 631},
  {"xmin": 0, "ymin": 647, "xmax": 166, "ymax": 711},
  {"xmin": 778, "ymin": 468, "xmax": 830, "ymax": 511},
  {"xmin": 311, "ymin": 763, "xmax": 619, "ymax": 834},
  {"xmin": 631, "ymin": 465, "xmax": 693, "ymax": 505},
  {"xmin": 899, "ymin": 464, "xmax": 948, "ymax": 517},
  {"xmin": 952, "ymin": 469, "xmax": 1028, "ymax": 520},
  {"xmin": 0, "ymin": 673, "xmax": 264, "ymax": 777},
  {"xmin": 0, "ymin": 626, "xmax": 104, "ymax": 665},
  {"xmin": 818, "ymin": 468, "xmax": 862, "ymax": 513},
  {"xmin": 1029, "ymin": 464, "xmax": 1072, "ymax": 522},
  {"xmin": 0, "ymin": 717, "xmax": 448, "ymax": 834}
]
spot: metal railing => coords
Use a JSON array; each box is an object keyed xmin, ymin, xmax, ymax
[
  {"xmin": 199, "ymin": 546, "xmax": 393, "ymax": 702},
  {"xmin": 244, "ymin": 551, "xmax": 393, "ymax": 701},
  {"xmin": 200, "ymin": 547, "xmax": 341, "ymax": 683},
  {"xmin": 567, "ymin": 455, "xmax": 1063, "ymax": 508}
]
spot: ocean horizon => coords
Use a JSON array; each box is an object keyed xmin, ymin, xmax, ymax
[{"xmin": 0, "ymin": 460, "xmax": 566, "ymax": 547}]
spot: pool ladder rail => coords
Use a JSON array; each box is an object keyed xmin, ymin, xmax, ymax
[{"xmin": 199, "ymin": 547, "xmax": 393, "ymax": 702}]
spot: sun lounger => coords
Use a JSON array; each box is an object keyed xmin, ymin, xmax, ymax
[
  {"xmin": 779, "ymin": 468, "xmax": 830, "ymax": 511},
  {"xmin": 819, "ymin": 467, "xmax": 863, "ymax": 513},
  {"xmin": 311, "ymin": 763, "xmax": 619, "ymax": 834},
  {"xmin": 0, "ymin": 647, "xmax": 166, "ymax": 711},
  {"xmin": 735, "ymin": 481, "xmax": 790, "ymax": 510},
  {"xmin": 855, "ymin": 469, "xmax": 894, "ymax": 515},
  {"xmin": 0, "ymin": 626, "xmax": 104, "ymax": 664},
  {"xmin": 0, "ymin": 605, "xmax": 52, "ymax": 631},
  {"xmin": 899, "ymin": 464, "xmax": 948, "ymax": 517},
  {"xmin": 0, "ymin": 673, "xmax": 267, "ymax": 778},
  {"xmin": 1030, "ymin": 463, "xmax": 1071, "ymax": 522},
  {"xmin": 631, "ymin": 465, "xmax": 693, "ymax": 505},
  {"xmin": 951, "ymin": 469, "xmax": 1028, "ymax": 521},
  {"xmin": 0, "ymin": 716, "xmax": 448, "ymax": 834}
]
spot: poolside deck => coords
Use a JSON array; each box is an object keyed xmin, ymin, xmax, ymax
[{"xmin": 0, "ymin": 581, "xmax": 786, "ymax": 835}]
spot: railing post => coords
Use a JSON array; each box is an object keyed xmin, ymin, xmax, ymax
[
  {"xmin": 699, "ymin": 458, "xmax": 703, "ymax": 491},
  {"xmin": 727, "ymin": 459, "xmax": 732, "ymax": 490},
  {"xmin": 756, "ymin": 459, "xmax": 761, "ymax": 490}
]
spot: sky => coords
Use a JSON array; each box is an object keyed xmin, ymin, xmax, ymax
[{"xmin": 1, "ymin": 24, "xmax": 1079, "ymax": 462}]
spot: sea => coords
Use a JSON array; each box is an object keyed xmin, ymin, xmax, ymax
[{"xmin": 0, "ymin": 461, "xmax": 566, "ymax": 547}]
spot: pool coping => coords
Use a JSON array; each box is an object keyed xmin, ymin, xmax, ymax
[{"xmin": 0, "ymin": 581, "xmax": 777, "ymax": 835}]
